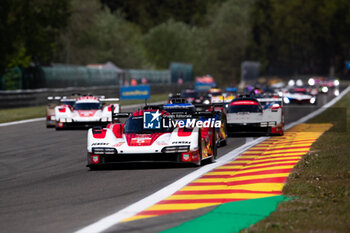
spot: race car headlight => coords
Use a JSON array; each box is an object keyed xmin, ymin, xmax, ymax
[
  {"xmin": 268, "ymin": 121, "xmax": 276, "ymax": 126},
  {"xmin": 66, "ymin": 118, "xmax": 72, "ymax": 123},
  {"xmin": 260, "ymin": 122, "xmax": 268, "ymax": 127},
  {"xmin": 296, "ymin": 79, "xmax": 303, "ymax": 86},
  {"xmin": 334, "ymin": 89, "xmax": 339, "ymax": 96},
  {"xmin": 92, "ymin": 147, "xmax": 117, "ymax": 155},
  {"xmin": 288, "ymin": 80, "xmax": 295, "ymax": 86},
  {"xmin": 322, "ymin": 86, "xmax": 328, "ymax": 93},
  {"xmin": 203, "ymin": 100, "xmax": 210, "ymax": 105},
  {"xmin": 60, "ymin": 118, "xmax": 66, "ymax": 123},
  {"xmin": 334, "ymin": 80, "xmax": 339, "ymax": 86},
  {"xmin": 308, "ymin": 78, "xmax": 315, "ymax": 86},
  {"xmin": 162, "ymin": 146, "xmax": 190, "ymax": 153},
  {"xmin": 283, "ymin": 97, "xmax": 290, "ymax": 104},
  {"xmin": 310, "ymin": 97, "xmax": 316, "ymax": 104},
  {"xmin": 51, "ymin": 116, "xmax": 56, "ymax": 121},
  {"xmin": 101, "ymin": 117, "xmax": 107, "ymax": 122}
]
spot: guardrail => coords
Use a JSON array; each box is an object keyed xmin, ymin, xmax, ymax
[{"xmin": 0, "ymin": 83, "xmax": 192, "ymax": 108}]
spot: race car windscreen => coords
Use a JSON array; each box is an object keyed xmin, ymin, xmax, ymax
[
  {"xmin": 74, "ymin": 103, "xmax": 101, "ymax": 110},
  {"xmin": 124, "ymin": 116, "xmax": 173, "ymax": 133},
  {"xmin": 228, "ymin": 104, "xmax": 261, "ymax": 113},
  {"xmin": 63, "ymin": 101, "xmax": 76, "ymax": 107}
]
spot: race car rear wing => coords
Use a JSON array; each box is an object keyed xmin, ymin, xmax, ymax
[
  {"xmin": 47, "ymin": 96, "xmax": 62, "ymax": 103},
  {"xmin": 100, "ymin": 98, "xmax": 120, "ymax": 102}
]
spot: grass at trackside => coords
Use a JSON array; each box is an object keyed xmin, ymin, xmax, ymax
[
  {"xmin": 0, "ymin": 105, "xmax": 46, "ymax": 123},
  {"xmin": 246, "ymin": 92, "xmax": 350, "ymax": 233},
  {"xmin": 0, "ymin": 93, "xmax": 168, "ymax": 124}
]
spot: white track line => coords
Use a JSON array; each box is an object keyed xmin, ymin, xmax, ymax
[
  {"xmin": 0, "ymin": 117, "xmax": 45, "ymax": 127},
  {"xmin": 75, "ymin": 85, "xmax": 350, "ymax": 233}
]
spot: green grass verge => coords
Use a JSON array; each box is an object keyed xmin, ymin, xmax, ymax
[
  {"xmin": 0, "ymin": 93, "xmax": 168, "ymax": 124},
  {"xmin": 246, "ymin": 92, "xmax": 350, "ymax": 233},
  {"xmin": 0, "ymin": 105, "xmax": 46, "ymax": 123}
]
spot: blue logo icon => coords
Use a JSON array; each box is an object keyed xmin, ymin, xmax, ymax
[{"xmin": 143, "ymin": 110, "xmax": 161, "ymax": 129}]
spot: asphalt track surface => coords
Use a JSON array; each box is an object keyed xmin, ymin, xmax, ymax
[{"xmin": 0, "ymin": 92, "xmax": 340, "ymax": 233}]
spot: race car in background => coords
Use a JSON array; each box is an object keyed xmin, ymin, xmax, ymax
[
  {"xmin": 308, "ymin": 77, "xmax": 340, "ymax": 95},
  {"xmin": 46, "ymin": 94, "xmax": 81, "ymax": 127},
  {"xmin": 283, "ymin": 88, "xmax": 317, "ymax": 105},
  {"xmin": 86, "ymin": 105, "xmax": 218, "ymax": 168},
  {"xmin": 55, "ymin": 95, "xmax": 119, "ymax": 129},
  {"xmin": 226, "ymin": 96, "xmax": 284, "ymax": 136},
  {"xmin": 207, "ymin": 87, "xmax": 223, "ymax": 104},
  {"xmin": 180, "ymin": 88, "xmax": 202, "ymax": 104}
]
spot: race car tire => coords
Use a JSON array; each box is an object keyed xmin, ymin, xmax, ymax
[
  {"xmin": 88, "ymin": 165, "xmax": 102, "ymax": 171},
  {"xmin": 194, "ymin": 128, "xmax": 203, "ymax": 166},
  {"xmin": 210, "ymin": 125, "xmax": 218, "ymax": 163},
  {"xmin": 219, "ymin": 113, "xmax": 228, "ymax": 147}
]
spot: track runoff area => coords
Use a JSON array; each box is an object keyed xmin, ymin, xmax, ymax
[{"xmin": 74, "ymin": 86, "xmax": 350, "ymax": 233}]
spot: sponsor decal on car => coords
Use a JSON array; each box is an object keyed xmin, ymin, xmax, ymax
[
  {"xmin": 113, "ymin": 142, "xmax": 125, "ymax": 147},
  {"xmin": 91, "ymin": 142, "xmax": 109, "ymax": 146}
]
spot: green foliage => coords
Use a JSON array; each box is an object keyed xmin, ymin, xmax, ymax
[
  {"xmin": 201, "ymin": 0, "xmax": 255, "ymax": 85},
  {"xmin": 3, "ymin": 0, "xmax": 350, "ymax": 82},
  {"xmin": 250, "ymin": 0, "xmax": 350, "ymax": 75},
  {"xmin": 142, "ymin": 20, "xmax": 197, "ymax": 69},
  {"xmin": 142, "ymin": 0, "xmax": 254, "ymax": 85},
  {"xmin": 100, "ymin": 0, "xmax": 219, "ymax": 31},
  {"xmin": 55, "ymin": 0, "xmax": 147, "ymax": 68},
  {"xmin": 0, "ymin": 0, "xmax": 69, "ymax": 73}
]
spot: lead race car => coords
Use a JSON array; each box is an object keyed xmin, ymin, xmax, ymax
[
  {"xmin": 54, "ymin": 95, "xmax": 120, "ymax": 129},
  {"xmin": 226, "ymin": 96, "xmax": 284, "ymax": 136},
  {"xmin": 86, "ymin": 105, "xmax": 218, "ymax": 169}
]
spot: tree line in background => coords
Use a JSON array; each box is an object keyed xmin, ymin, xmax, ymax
[{"xmin": 1, "ymin": 0, "xmax": 350, "ymax": 85}]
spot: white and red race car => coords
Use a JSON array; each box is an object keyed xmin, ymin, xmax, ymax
[
  {"xmin": 226, "ymin": 96, "xmax": 284, "ymax": 135},
  {"xmin": 54, "ymin": 95, "xmax": 119, "ymax": 129},
  {"xmin": 86, "ymin": 107, "xmax": 218, "ymax": 169}
]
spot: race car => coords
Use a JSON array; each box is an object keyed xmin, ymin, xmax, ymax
[
  {"xmin": 207, "ymin": 87, "xmax": 223, "ymax": 104},
  {"xmin": 164, "ymin": 99, "xmax": 227, "ymax": 147},
  {"xmin": 226, "ymin": 96, "xmax": 284, "ymax": 135},
  {"xmin": 86, "ymin": 106, "xmax": 218, "ymax": 168},
  {"xmin": 46, "ymin": 94, "xmax": 81, "ymax": 127},
  {"xmin": 180, "ymin": 88, "xmax": 202, "ymax": 104},
  {"xmin": 55, "ymin": 95, "xmax": 120, "ymax": 129},
  {"xmin": 283, "ymin": 88, "xmax": 317, "ymax": 105}
]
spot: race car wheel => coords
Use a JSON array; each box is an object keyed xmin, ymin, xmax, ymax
[
  {"xmin": 219, "ymin": 115, "xmax": 228, "ymax": 147},
  {"xmin": 194, "ymin": 128, "xmax": 203, "ymax": 166}
]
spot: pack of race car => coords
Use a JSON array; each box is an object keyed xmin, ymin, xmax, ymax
[{"xmin": 44, "ymin": 83, "xmax": 290, "ymax": 168}]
